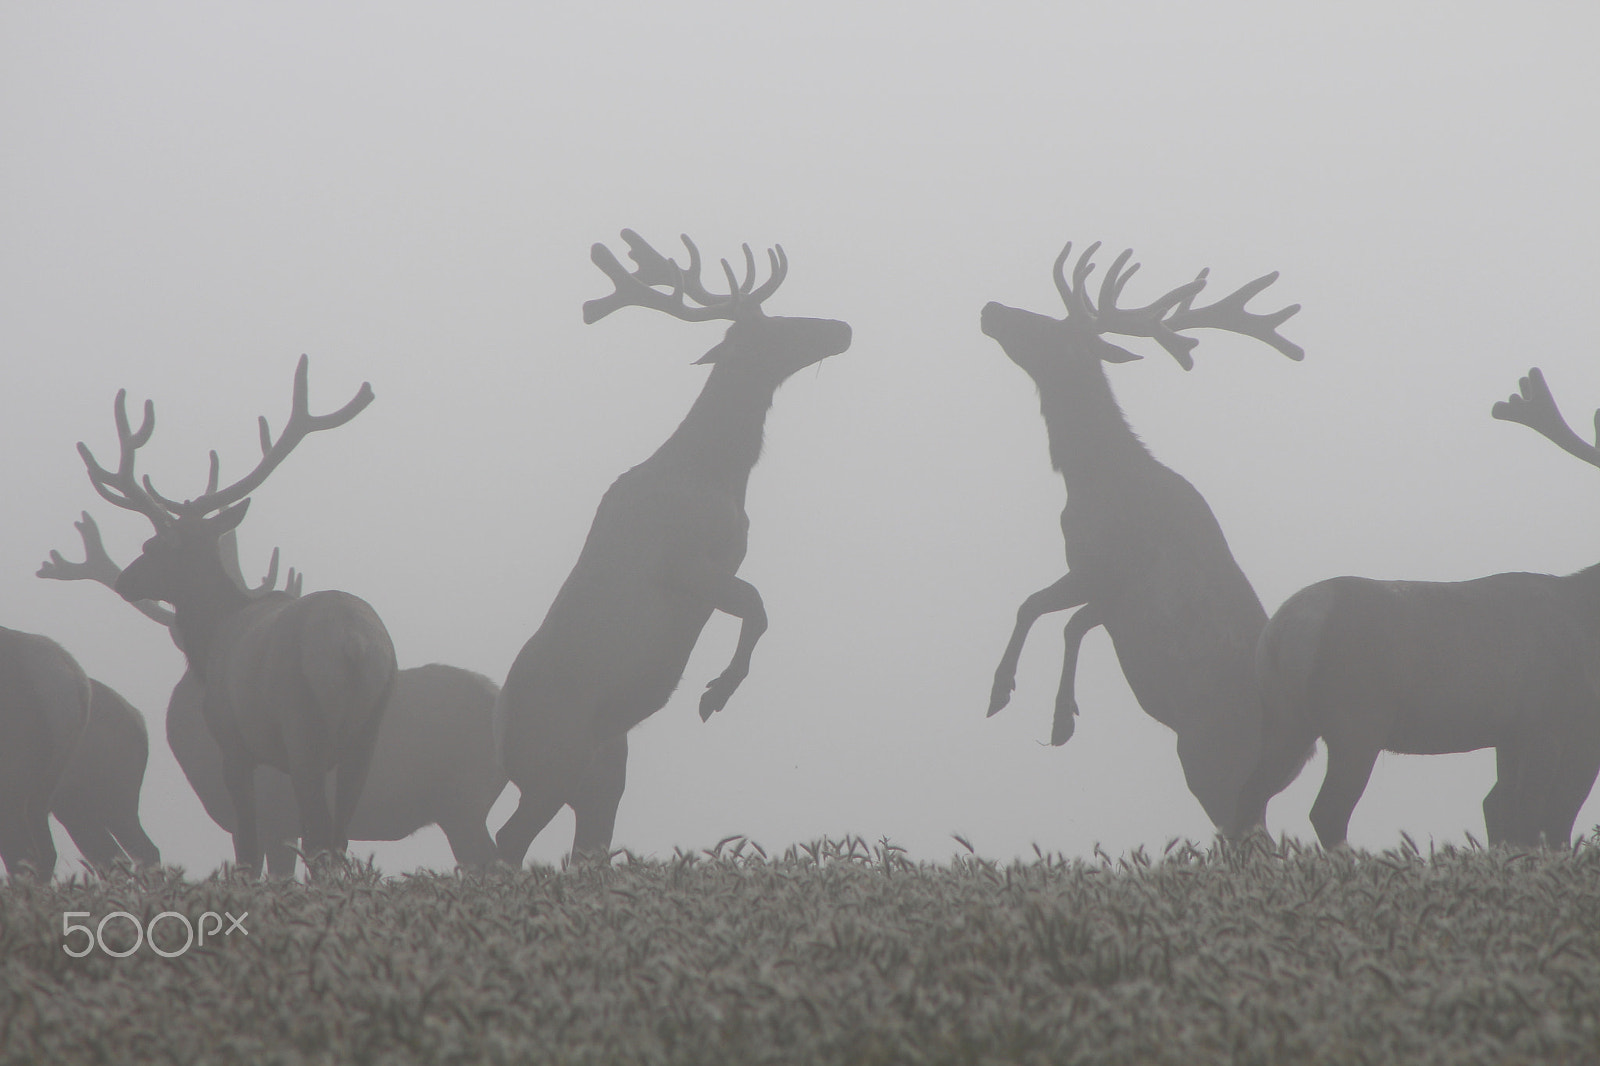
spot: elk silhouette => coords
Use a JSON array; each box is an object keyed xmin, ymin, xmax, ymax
[
  {"xmin": 40, "ymin": 512, "xmax": 503, "ymax": 874},
  {"xmin": 0, "ymin": 627, "xmax": 91, "ymax": 876},
  {"xmin": 1239, "ymin": 368, "xmax": 1600, "ymax": 847},
  {"xmin": 496, "ymin": 230, "xmax": 851, "ymax": 864},
  {"xmin": 77, "ymin": 357, "xmax": 397, "ymax": 874},
  {"xmin": 983, "ymin": 241, "xmax": 1302, "ymax": 836},
  {"xmin": 51, "ymin": 678, "xmax": 162, "ymax": 870}
]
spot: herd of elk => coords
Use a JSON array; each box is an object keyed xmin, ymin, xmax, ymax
[
  {"xmin": 495, "ymin": 230, "xmax": 852, "ymax": 864},
  {"xmin": 1239, "ymin": 368, "xmax": 1600, "ymax": 847},
  {"xmin": 39, "ymin": 512, "xmax": 504, "ymax": 875},
  {"xmin": 7, "ymin": 234, "xmax": 1598, "ymax": 880},
  {"xmin": 982, "ymin": 242, "xmax": 1303, "ymax": 836}
]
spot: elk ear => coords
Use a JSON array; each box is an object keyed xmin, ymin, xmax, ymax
[
  {"xmin": 1094, "ymin": 338, "xmax": 1145, "ymax": 365},
  {"xmin": 209, "ymin": 499, "xmax": 251, "ymax": 535},
  {"xmin": 694, "ymin": 324, "xmax": 740, "ymax": 365}
]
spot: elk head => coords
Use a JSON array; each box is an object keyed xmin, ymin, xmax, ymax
[
  {"xmin": 982, "ymin": 241, "xmax": 1303, "ymax": 381},
  {"xmin": 583, "ymin": 229, "xmax": 852, "ymax": 379},
  {"xmin": 76, "ymin": 356, "xmax": 369, "ymax": 621}
]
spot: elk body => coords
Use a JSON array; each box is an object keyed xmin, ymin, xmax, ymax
[
  {"xmin": 496, "ymin": 231, "xmax": 851, "ymax": 864},
  {"xmin": 41, "ymin": 514, "xmax": 504, "ymax": 874},
  {"xmin": 0, "ymin": 627, "xmax": 91, "ymax": 876},
  {"xmin": 983, "ymin": 242, "xmax": 1302, "ymax": 836},
  {"xmin": 51, "ymin": 679, "xmax": 161, "ymax": 870},
  {"xmin": 77, "ymin": 357, "xmax": 397, "ymax": 874},
  {"xmin": 1238, "ymin": 368, "xmax": 1600, "ymax": 847}
]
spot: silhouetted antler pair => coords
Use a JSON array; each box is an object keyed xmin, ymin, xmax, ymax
[
  {"xmin": 78, "ymin": 354, "xmax": 372, "ymax": 527},
  {"xmin": 1053, "ymin": 241, "xmax": 1303, "ymax": 369}
]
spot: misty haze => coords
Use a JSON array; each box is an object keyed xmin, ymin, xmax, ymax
[{"xmin": 3, "ymin": 3, "xmax": 1599, "ymax": 1061}]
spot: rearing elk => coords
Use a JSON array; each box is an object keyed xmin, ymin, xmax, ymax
[
  {"xmin": 1239, "ymin": 368, "xmax": 1600, "ymax": 848},
  {"xmin": 496, "ymin": 230, "xmax": 851, "ymax": 864},
  {"xmin": 78, "ymin": 357, "xmax": 397, "ymax": 874},
  {"xmin": 983, "ymin": 241, "xmax": 1302, "ymax": 836}
]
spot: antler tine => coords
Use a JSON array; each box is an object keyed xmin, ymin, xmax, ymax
[
  {"xmin": 37, "ymin": 511, "xmax": 122, "ymax": 588},
  {"xmin": 1492, "ymin": 367, "xmax": 1600, "ymax": 469},
  {"xmin": 77, "ymin": 390, "xmax": 173, "ymax": 530},
  {"xmin": 173, "ymin": 354, "xmax": 375, "ymax": 516},
  {"xmin": 1052, "ymin": 242, "xmax": 1103, "ymax": 322},
  {"xmin": 582, "ymin": 236, "xmax": 732, "ymax": 325},
  {"xmin": 747, "ymin": 245, "xmax": 788, "ymax": 305},
  {"xmin": 254, "ymin": 546, "xmax": 281, "ymax": 594},
  {"xmin": 1162, "ymin": 270, "xmax": 1304, "ymax": 362},
  {"xmin": 286, "ymin": 567, "xmax": 304, "ymax": 597},
  {"xmin": 1096, "ymin": 249, "xmax": 1141, "ymax": 317},
  {"xmin": 38, "ymin": 510, "xmax": 177, "ymax": 626}
]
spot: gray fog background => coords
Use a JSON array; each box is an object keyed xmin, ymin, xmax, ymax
[{"xmin": 3, "ymin": 3, "xmax": 1597, "ymax": 876}]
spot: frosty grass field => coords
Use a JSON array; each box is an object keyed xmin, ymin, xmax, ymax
[{"xmin": 3, "ymin": 835, "xmax": 1599, "ymax": 1065}]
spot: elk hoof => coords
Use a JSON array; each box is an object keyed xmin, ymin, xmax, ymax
[
  {"xmin": 987, "ymin": 676, "xmax": 1014, "ymax": 717},
  {"xmin": 700, "ymin": 676, "xmax": 737, "ymax": 720},
  {"xmin": 1050, "ymin": 701, "xmax": 1078, "ymax": 746}
]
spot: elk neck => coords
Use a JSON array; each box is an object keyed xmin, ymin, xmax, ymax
[
  {"xmin": 167, "ymin": 559, "xmax": 253, "ymax": 678},
  {"xmin": 1033, "ymin": 358, "xmax": 1155, "ymax": 491},
  {"xmin": 643, "ymin": 363, "xmax": 778, "ymax": 502}
]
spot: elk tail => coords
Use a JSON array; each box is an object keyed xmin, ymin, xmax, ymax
[{"xmin": 1230, "ymin": 585, "xmax": 1330, "ymax": 834}]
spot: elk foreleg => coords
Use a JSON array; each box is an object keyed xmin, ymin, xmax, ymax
[
  {"xmin": 109, "ymin": 817, "xmax": 161, "ymax": 868},
  {"xmin": 1308, "ymin": 741, "xmax": 1380, "ymax": 848},
  {"xmin": 988, "ymin": 572, "xmax": 1088, "ymax": 717},
  {"xmin": 699, "ymin": 576, "xmax": 768, "ymax": 720},
  {"xmin": 221, "ymin": 751, "xmax": 263, "ymax": 876},
  {"xmin": 1050, "ymin": 605, "xmax": 1102, "ymax": 746}
]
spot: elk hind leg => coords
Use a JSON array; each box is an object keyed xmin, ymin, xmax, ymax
[
  {"xmin": 104, "ymin": 811, "xmax": 160, "ymax": 867},
  {"xmin": 1483, "ymin": 743, "xmax": 1528, "ymax": 845},
  {"xmin": 439, "ymin": 814, "xmax": 497, "ymax": 870},
  {"xmin": 60, "ymin": 819, "xmax": 123, "ymax": 871},
  {"xmin": 571, "ymin": 733, "xmax": 629, "ymax": 862},
  {"xmin": 0, "ymin": 803, "xmax": 55, "ymax": 877},
  {"xmin": 1536, "ymin": 729, "xmax": 1600, "ymax": 847}
]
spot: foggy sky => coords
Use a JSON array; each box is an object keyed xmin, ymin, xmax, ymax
[{"xmin": 3, "ymin": 2, "xmax": 1598, "ymax": 876}]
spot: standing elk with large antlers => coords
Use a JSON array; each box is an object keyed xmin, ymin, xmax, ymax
[
  {"xmin": 40, "ymin": 513, "xmax": 503, "ymax": 874},
  {"xmin": 1238, "ymin": 368, "xmax": 1600, "ymax": 848},
  {"xmin": 77, "ymin": 357, "xmax": 397, "ymax": 874},
  {"xmin": 983, "ymin": 241, "xmax": 1302, "ymax": 836},
  {"xmin": 495, "ymin": 230, "xmax": 851, "ymax": 865},
  {"xmin": 0, "ymin": 627, "xmax": 91, "ymax": 876}
]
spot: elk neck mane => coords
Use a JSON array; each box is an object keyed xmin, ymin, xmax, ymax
[
  {"xmin": 1033, "ymin": 359, "xmax": 1156, "ymax": 483},
  {"xmin": 643, "ymin": 361, "xmax": 777, "ymax": 500}
]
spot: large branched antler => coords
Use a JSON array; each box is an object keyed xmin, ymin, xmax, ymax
[
  {"xmin": 1492, "ymin": 367, "xmax": 1600, "ymax": 470},
  {"xmin": 37, "ymin": 511, "xmax": 176, "ymax": 626},
  {"xmin": 146, "ymin": 354, "xmax": 374, "ymax": 517},
  {"xmin": 1052, "ymin": 242, "xmax": 1303, "ymax": 369},
  {"xmin": 583, "ymin": 229, "xmax": 788, "ymax": 325}
]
